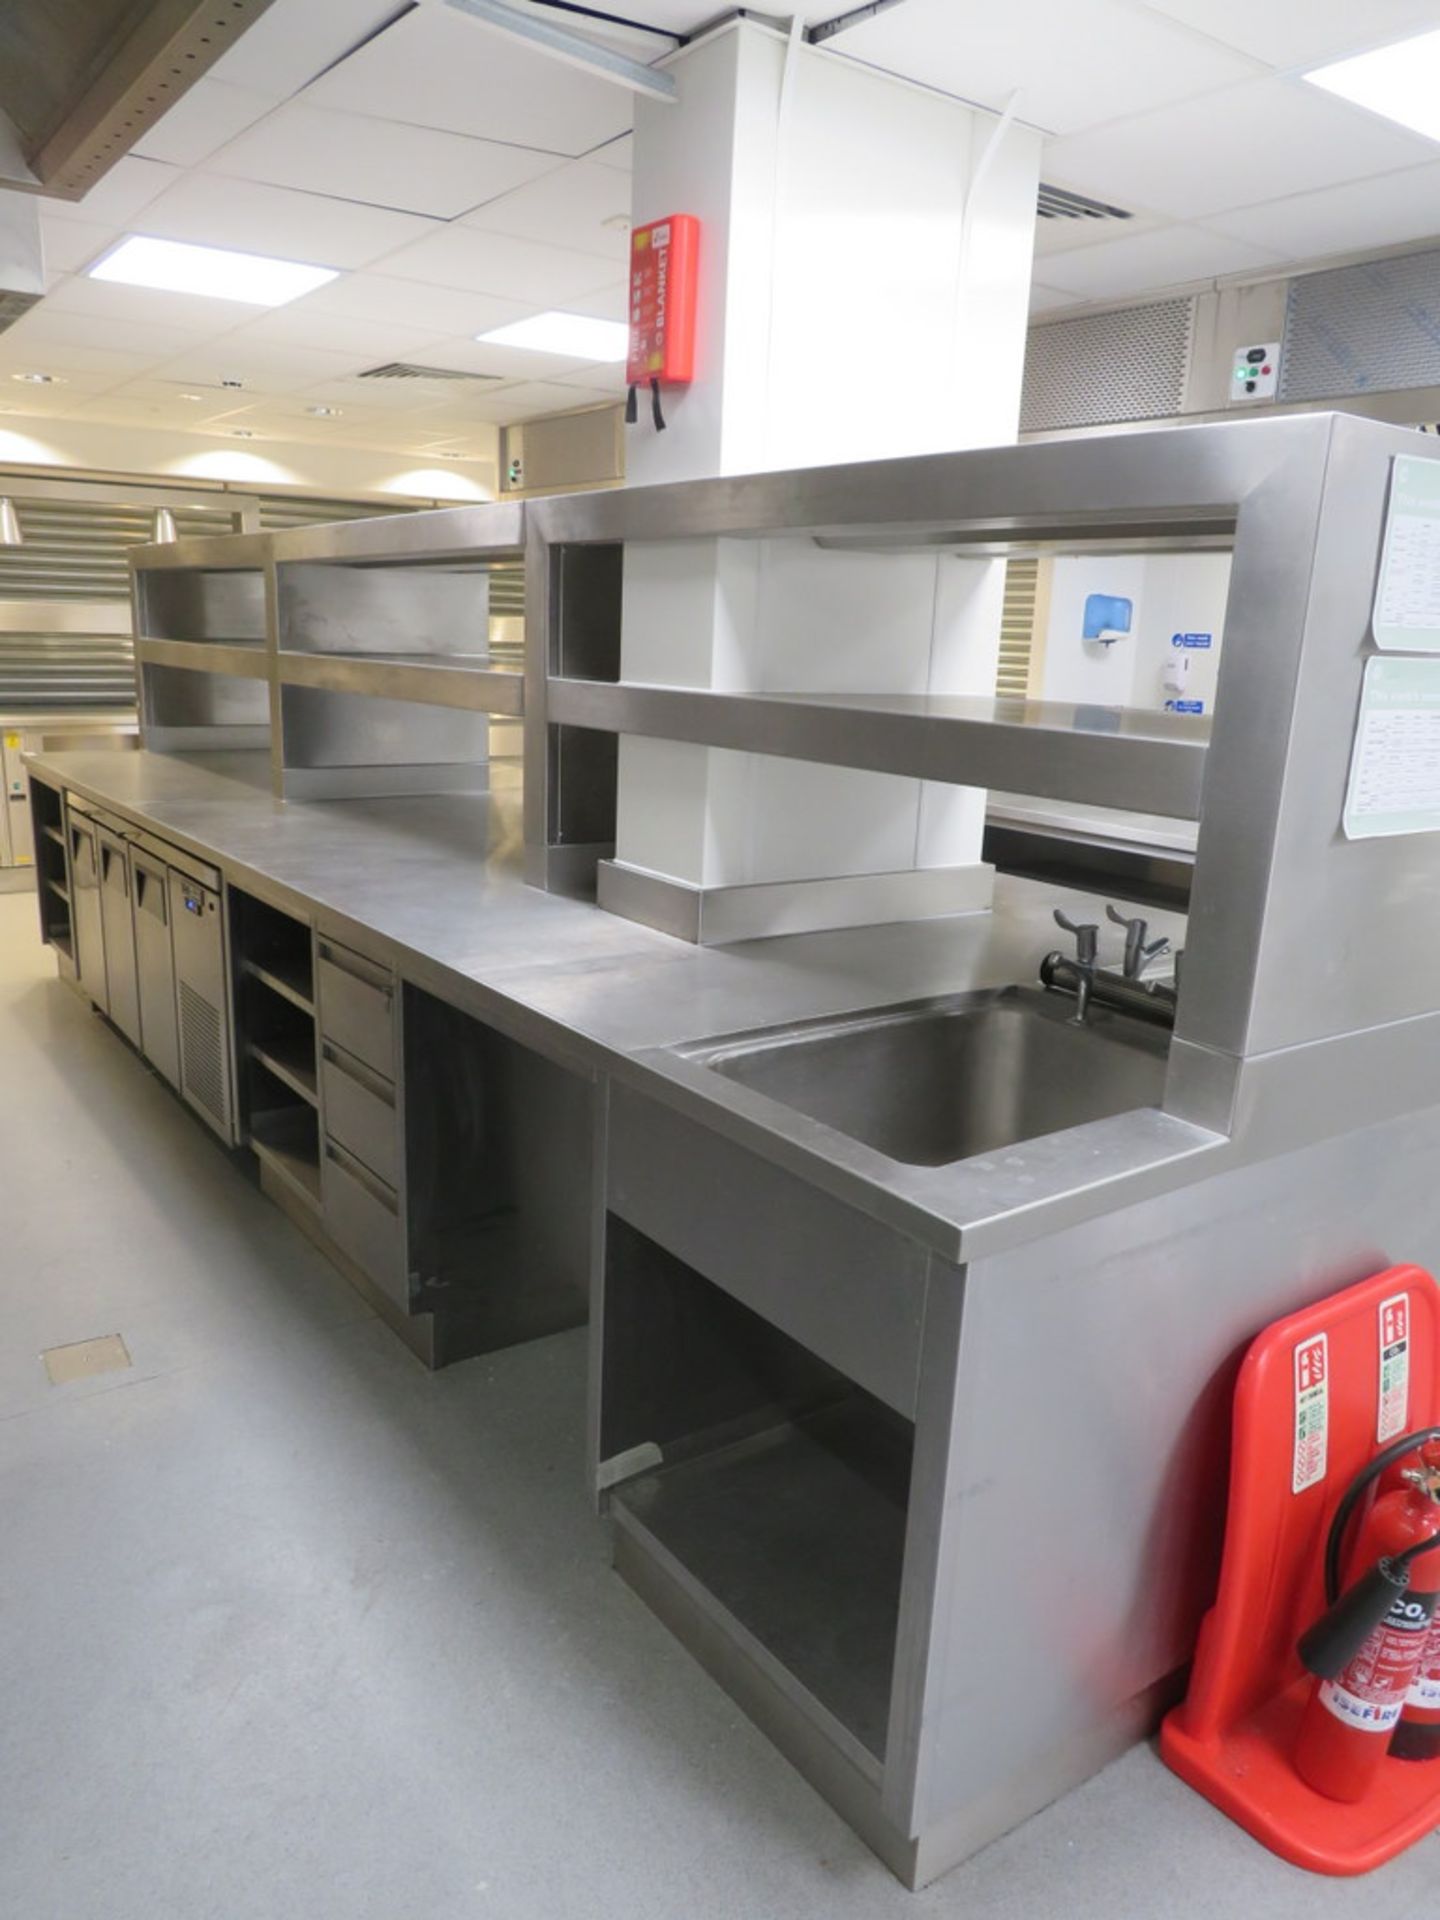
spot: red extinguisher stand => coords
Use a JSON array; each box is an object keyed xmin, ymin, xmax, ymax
[{"xmin": 1161, "ymin": 1264, "xmax": 1440, "ymax": 1872}]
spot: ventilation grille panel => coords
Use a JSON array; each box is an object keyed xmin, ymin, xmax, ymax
[
  {"xmin": 357, "ymin": 362, "xmax": 501, "ymax": 383},
  {"xmin": 179, "ymin": 978, "xmax": 226, "ymax": 1126},
  {"xmin": 1282, "ymin": 247, "xmax": 1440, "ymax": 402},
  {"xmin": 0, "ymin": 290, "xmax": 42, "ymax": 333},
  {"xmin": 1037, "ymin": 184, "xmax": 1132, "ymax": 223},
  {"xmin": 997, "ymin": 559, "xmax": 1041, "ymax": 698},
  {"xmin": 1021, "ymin": 298, "xmax": 1195, "ymax": 434}
]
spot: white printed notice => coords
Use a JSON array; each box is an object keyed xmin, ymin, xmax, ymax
[
  {"xmin": 1374, "ymin": 456, "xmax": 1440, "ymax": 651},
  {"xmin": 1343, "ymin": 657, "xmax": 1440, "ymax": 839}
]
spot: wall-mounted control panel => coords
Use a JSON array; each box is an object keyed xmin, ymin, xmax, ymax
[{"xmin": 1230, "ymin": 341, "xmax": 1281, "ymax": 404}]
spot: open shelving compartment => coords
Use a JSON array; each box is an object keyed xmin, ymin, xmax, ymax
[
  {"xmin": 231, "ymin": 886, "xmax": 320, "ymax": 1210},
  {"xmin": 269, "ymin": 506, "xmax": 528, "ymax": 799},
  {"xmin": 29, "ymin": 779, "xmax": 74, "ymax": 969},
  {"xmin": 603, "ymin": 1217, "xmax": 912, "ymax": 1775}
]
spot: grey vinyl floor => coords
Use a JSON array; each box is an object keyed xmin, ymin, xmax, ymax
[{"xmin": 2, "ymin": 890, "xmax": 1437, "ymax": 1919}]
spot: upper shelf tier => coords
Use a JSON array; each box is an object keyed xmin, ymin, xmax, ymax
[
  {"xmin": 278, "ymin": 651, "xmax": 524, "ymax": 716},
  {"xmin": 137, "ymin": 636, "xmax": 269, "ymax": 679},
  {"xmin": 545, "ymin": 681, "xmax": 1209, "ymax": 818}
]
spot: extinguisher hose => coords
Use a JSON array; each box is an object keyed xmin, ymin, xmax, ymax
[{"xmin": 1323, "ymin": 1424, "xmax": 1440, "ymax": 1604}]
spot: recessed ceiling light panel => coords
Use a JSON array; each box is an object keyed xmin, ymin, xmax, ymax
[
  {"xmin": 90, "ymin": 236, "xmax": 338, "ymax": 307},
  {"xmin": 475, "ymin": 312, "xmax": 629, "ymax": 362},
  {"xmin": 1306, "ymin": 28, "xmax": 1440, "ymax": 142}
]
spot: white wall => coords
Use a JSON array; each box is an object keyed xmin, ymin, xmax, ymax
[
  {"xmin": 616, "ymin": 21, "xmax": 1041, "ymax": 909},
  {"xmin": 1040, "ymin": 552, "xmax": 1233, "ymax": 715}
]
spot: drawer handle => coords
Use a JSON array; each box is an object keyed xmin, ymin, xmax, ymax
[
  {"xmin": 321, "ymin": 1040, "xmax": 395, "ymax": 1106},
  {"xmin": 324, "ymin": 1138, "xmax": 398, "ymax": 1213},
  {"xmin": 318, "ymin": 939, "xmax": 393, "ymax": 997}
]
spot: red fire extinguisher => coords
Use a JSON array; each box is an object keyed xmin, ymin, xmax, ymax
[
  {"xmin": 1392, "ymin": 1440, "xmax": 1440, "ymax": 1760},
  {"xmin": 1294, "ymin": 1451, "xmax": 1440, "ymax": 1800}
]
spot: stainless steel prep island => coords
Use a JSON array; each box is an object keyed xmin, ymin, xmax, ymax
[{"xmin": 24, "ymin": 413, "xmax": 1440, "ymax": 1890}]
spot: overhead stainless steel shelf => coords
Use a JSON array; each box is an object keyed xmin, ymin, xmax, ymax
[
  {"xmin": 544, "ymin": 680, "xmax": 1209, "ymax": 818},
  {"xmin": 277, "ymin": 650, "xmax": 524, "ymax": 716},
  {"xmin": 137, "ymin": 636, "xmax": 270, "ymax": 680}
]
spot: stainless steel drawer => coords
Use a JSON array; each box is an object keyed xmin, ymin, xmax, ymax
[
  {"xmin": 317, "ymin": 937, "xmax": 394, "ymax": 1077},
  {"xmin": 320, "ymin": 1039, "xmax": 398, "ymax": 1189},
  {"xmin": 322, "ymin": 1139, "xmax": 405, "ymax": 1309}
]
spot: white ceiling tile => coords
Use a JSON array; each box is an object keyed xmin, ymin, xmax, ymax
[
  {"xmin": 133, "ymin": 80, "xmax": 277, "ymax": 167},
  {"xmin": 380, "ymin": 226, "xmax": 618, "ymax": 303},
  {"xmin": 297, "ymin": 374, "xmax": 501, "ymax": 413},
  {"xmin": 1034, "ymin": 207, "xmax": 1168, "ymax": 257},
  {"xmin": 555, "ymin": 363, "xmax": 628, "ymax": 395},
  {"xmin": 303, "ymin": 8, "xmax": 632, "ymax": 156},
  {"xmin": 588, "ymin": 1, "xmax": 724, "ymax": 28},
  {"xmin": 566, "ymin": 282, "xmax": 627, "ymax": 322},
  {"xmin": 207, "ymin": 0, "xmax": 409, "ymax": 95},
  {"xmin": 42, "ymin": 156, "xmax": 180, "ymax": 226},
  {"xmin": 1206, "ymin": 162, "xmax": 1440, "ymax": 260},
  {"xmin": 0, "ymin": 334, "xmax": 156, "ymax": 378},
  {"xmin": 463, "ymin": 159, "xmax": 632, "ymax": 259},
  {"xmin": 224, "ymin": 307, "xmax": 453, "ymax": 361},
  {"xmin": 39, "ymin": 273, "xmax": 262, "ymax": 335},
  {"xmin": 150, "ymin": 339, "xmax": 372, "ymax": 394},
  {"xmin": 404, "ymin": 336, "xmax": 593, "ymax": 381},
  {"xmin": 287, "ymin": 274, "xmax": 531, "ymax": 335},
  {"xmin": 209, "ymin": 103, "xmax": 564, "ymax": 220},
  {"xmin": 135, "ymin": 174, "xmax": 439, "ymax": 269},
  {"xmin": 447, "ymin": 379, "xmax": 606, "ymax": 423},
  {"xmin": 822, "ymin": 0, "xmax": 1264, "ymax": 134},
  {"xmin": 6, "ymin": 304, "xmax": 216, "ymax": 362},
  {"xmin": 588, "ymin": 134, "xmax": 633, "ymax": 174},
  {"xmin": 1045, "ymin": 77, "xmax": 1439, "ymax": 219},
  {"xmin": 37, "ymin": 217, "xmax": 114, "ymax": 279},
  {"xmin": 1039, "ymin": 223, "xmax": 1286, "ymax": 301},
  {"xmin": 1137, "ymin": 1, "xmax": 1440, "ymax": 68},
  {"xmin": 1029, "ymin": 282, "xmax": 1078, "ymax": 313}
]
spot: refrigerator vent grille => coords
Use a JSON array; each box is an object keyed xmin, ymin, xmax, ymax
[
  {"xmin": 179, "ymin": 979, "xmax": 225, "ymax": 1124},
  {"xmin": 1021, "ymin": 298, "xmax": 1194, "ymax": 432}
]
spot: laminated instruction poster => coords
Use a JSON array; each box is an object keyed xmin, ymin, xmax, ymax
[
  {"xmin": 1343, "ymin": 656, "xmax": 1440, "ymax": 839},
  {"xmin": 1373, "ymin": 455, "xmax": 1440, "ymax": 651}
]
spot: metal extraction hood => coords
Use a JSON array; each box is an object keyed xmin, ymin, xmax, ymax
[{"xmin": 0, "ymin": 0, "xmax": 278, "ymax": 200}]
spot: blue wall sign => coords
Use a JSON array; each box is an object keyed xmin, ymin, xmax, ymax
[
  {"xmin": 1165, "ymin": 698, "xmax": 1206, "ymax": 715},
  {"xmin": 1171, "ymin": 632, "xmax": 1213, "ymax": 649}
]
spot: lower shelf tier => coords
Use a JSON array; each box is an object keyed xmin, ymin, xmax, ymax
[
  {"xmin": 250, "ymin": 1106, "xmax": 321, "ymax": 1207},
  {"xmin": 610, "ymin": 1395, "xmax": 911, "ymax": 1767}
]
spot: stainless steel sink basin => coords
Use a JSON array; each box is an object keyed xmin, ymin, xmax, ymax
[{"xmin": 676, "ymin": 986, "xmax": 1169, "ymax": 1168}]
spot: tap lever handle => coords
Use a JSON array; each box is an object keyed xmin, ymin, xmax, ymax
[
  {"xmin": 1106, "ymin": 903, "xmax": 1168, "ymax": 979},
  {"xmin": 1053, "ymin": 908, "xmax": 1098, "ymax": 966}
]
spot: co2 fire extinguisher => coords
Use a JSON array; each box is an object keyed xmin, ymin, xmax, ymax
[
  {"xmin": 1294, "ymin": 1433, "xmax": 1440, "ymax": 1801},
  {"xmin": 1393, "ymin": 1441, "xmax": 1440, "ymax": 1760}
]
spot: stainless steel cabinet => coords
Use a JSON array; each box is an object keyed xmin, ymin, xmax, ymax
[
  {"xmin": 67, "ymin": 810, "xmax": 107, "ymax": 1013},
  {"xmin": 131, "ymin": 844, "xmax": 180, "ymax": 1089},
  {"xmin": 96, "ymin": 824, "xmax": 141, "ymax": 1048},
  {"xmin": 170, "ymin": 866, "xmax": 235, "ymax": 1145},
  {"xmin": 317, "ymin": 934, "xmax": 405, "ymax": 1307}
]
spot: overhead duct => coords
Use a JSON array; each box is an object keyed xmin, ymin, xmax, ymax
[
  {"xmin": 0, "ymin": 0, "xmax": 279, "ymax": 200},
  {"xmin": 0, "ymin": 189, "xmax": 43, "ymax": 335}
]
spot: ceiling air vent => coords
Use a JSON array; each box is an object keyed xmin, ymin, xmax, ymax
[
  {"xmin": 1037, "ymin": 184, "xmax": 1133, "ymax": 223},
  {"xmin": 0, "ymin": 290, "xmax": 42, "ymax": 334},
  {"xmin": 357, "ymin": 363, "xmax": 502, "ymax": 383}
]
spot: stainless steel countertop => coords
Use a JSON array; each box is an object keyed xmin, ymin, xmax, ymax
[{"xmin": 28, "ymin": 748, "xmax": 1227, "ymax": 1262}]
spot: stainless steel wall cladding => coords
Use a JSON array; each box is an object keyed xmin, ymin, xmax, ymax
[
  {"xmin": 1281, "ymin": 248, "xmax": 1440, "ymax": 401},
  {"xmin": 1020, "ymin": 298, "xmax": 1195, "ymax": 432}
]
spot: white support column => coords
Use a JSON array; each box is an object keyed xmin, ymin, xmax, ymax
[{"xmin": 603, "ymin": 19, "xmax": 1041, "ymax": 943}]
